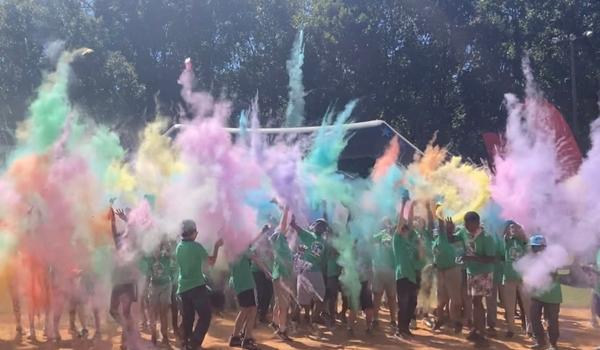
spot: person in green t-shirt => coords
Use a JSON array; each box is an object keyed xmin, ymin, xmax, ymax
[
  {"xmin": 500, "ymin": 220, "xmax": 529, "ymax": 338},
  {"xmin": 372, "ymin": 218, "xmax": 397, "ymax": 330},
  {"xmin": 529, "ymin": 234, "xmax": 562, "ymax": 350},
  {"xmin": 176, "ymin": 220, "xmax": 223, "ymax": 350},
  {"xmin": 148, "ymin": 238, "xmax": 177, "ymax": 346},
  {"xmin": 411, "ymin": 201, "xmax": 435, "ymax": 330},
  {"xmin": 250, "ymin": 224, "xmax": 274, "ymax": 325},
  {"xmin": 485, "ymin": 231, "xmax": 506, "ymax": 336},
  {"xmin": 270, "ymin": 206, "xmax": 294, "ymax": 341},
  {"xmin": 324, "ymin": 234, "xmax": 342, "ymax": 328},
  {"xmin": 461, "ymin": 211, "xmax": 495, "ymax": 345},
  {"xmin": 393, "ymin": 198, "xmax": 419, "ymax": 338},
  {"xmin": 432, "ymin": 216, "xmax": 465, "ymax": 333},
  {"xmin": 228, "ymin": 248, "xmax": 260, "ymax": 350},
  {"xmin": 290, "ymin": 215, "xmax": 327, "ymax": 327}
]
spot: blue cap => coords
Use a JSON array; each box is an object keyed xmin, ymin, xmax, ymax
[{"xmin": 529, "ymin": 234, "xmax": 546, "ymax": 246}]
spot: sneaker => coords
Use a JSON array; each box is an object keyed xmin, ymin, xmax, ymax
[
  {"xmin": 79, "ymin": 328, "xmax": 88, "ymax": 339},
  {"xmin": 229, "ymin": 335, "xmax": 243, "ymax": 347},
  {"xmin": 431, "ymin": 320, "xmax": 442, "ymax": 331},
  {"xmin": 28, "ymin": 331, "xmax": 36, "ymax": 341},
  {"xmin": 394, "ymin": 330, "xmax": 412, "ymax": 340},
  {"xmin": 162, "ymin": 337, "xmax": 170, "ymax": 347},
  {"xmin": 269, "ymin": 322, "xmax": 279, "ymax": 331},
  {"xmin": 486, "ymin": 327, "xmax": 497, "ymax": 337},
  {"xmin": 275, "ymin": 330, "xmax": 292, "ymax": 341},
  {"xmin": 466, "ymin": 330, "xmax": 481, "ymax": 342},
  {"xmin": 453, "ymin": 322, "xmax": 463, "ymax": 334},
  {"xmin": 423, "ymin": 318, "xmax": 434, "ymax": 329},
  {"xmin": 505, "ymin": 331, "xmax": 514, "ymax": 339},
  {"xmin": 241, "ymin": 338, "xmax": 259, "ymax": 350}
]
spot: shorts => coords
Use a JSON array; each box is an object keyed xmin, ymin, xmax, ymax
[
  {"xmin": 150, "ymin": 283, "xmax": 172, "ymax": 306},
  {"xmin": 111, "ymin": 283, "xmax": 137, "ymax": 303},
  {"xmin": 297, "ymin": 271, "xmax": 326, "ymax": 306},
  {"xmin": 372, "ymin": 268, "xmax": 395, "ymax": 295},
  {"xmin": 237, "ymin": 289, "xmax": 256, "ymax": 308},
  {"xmin": 359, "ymin": 281, "xmax": 374, "ymax": 311},
  {"xmin": 467, "ymin": 272, "xmax": 493, "ymax": 297}
]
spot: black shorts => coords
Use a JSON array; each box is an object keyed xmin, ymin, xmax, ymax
[
  {"xmin": 111, "ymin": 283, "xmax": 137, "ymax": 303},
  {"xmin": 359, "ymin": 281, "xmax": 374, "ymax": 311},
  {"xmin": 237, "ymin": 289, "xmax": 256, "ymax": 308}
]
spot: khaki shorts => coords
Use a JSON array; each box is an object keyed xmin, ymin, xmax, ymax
[
  {"xmin": 150, "ymin": 283, "xmax": 172, "ymax": 306},
  {"xmin": 297, "ymin": 271, "xmax": 325, "ymax": 306},
  {"xmin": 467, "ymin": 272, "xmax": 492, "ymax": 297}
]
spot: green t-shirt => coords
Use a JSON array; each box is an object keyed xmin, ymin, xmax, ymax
[
  {"xmin": 372, "ymin": 229, "xmax": 395, "ymax": 271},
  {"xmin": 325, "ymin": 243, "xmax": 342, "ymax": 277},
  {"xmin": 493, "ymin": 237, "xmax": 505, "ymax": 284},
  {"xmin": 393, "ymin": 232, "xmax": 417, "ymax": 284},
  {"xmin": 271, "ymin": 232, "xmax": 293, "ymax": 280},
  {"xmin": 533, "ymin": 276, "xmax": 563, "ymax": 304},
  {"xmin": 230, "ymin": 251, "xmax": 256, "ymax": 294},
  {"xmin": 464, "ymin": 230, "xmax": 496, "ymax": 276},
  {"xmin": 503, "ymin": 237, "xmax": 528, "ymax": 283},
  {"xmin": 297, "ymin": 228, "xmax": 325, "ymax": 272},
  {"xmin": 176, "ymin": 240, "xmax": 209, "ymax": 294},
  {"xmin": 433, "ymin": 230, "xmax": 464, "ymax": 270},
  {"xmin": 150, "ymin": 254, "xmax": 176, "ymax": 285}
]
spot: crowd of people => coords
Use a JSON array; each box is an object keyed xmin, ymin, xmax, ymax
[{"xmin": 5, "ymin": 195, "xmax": 599, "ymax": 350}]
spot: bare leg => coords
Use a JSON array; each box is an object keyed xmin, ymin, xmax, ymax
[
  {"xmin": 233, "ymin": 309, "xmax": 249, "ymax": 336},
  {"xmin": 244, "ymin": 306, "xmax": 258, "ymax": 339},
  {"xmin": 373, "ymin": 291, "xmax": 383, "ymax": 323}
]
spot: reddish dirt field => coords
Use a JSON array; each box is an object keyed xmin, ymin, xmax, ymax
[{"xmin": 0, "ymin": 305, "xmax": 598, "ymax": 350}]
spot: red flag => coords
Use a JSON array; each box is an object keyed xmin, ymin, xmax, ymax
[
  {"xmin": 529, "ymin": 98, "xmax": 582, "ymax": 180},
  {"xmin": 483, "ymin": 98, "xmax": 582, "ymax": 179},
  {"xmin": 482, "ymin": 132, "xmax": 504, "ymax": 172}
]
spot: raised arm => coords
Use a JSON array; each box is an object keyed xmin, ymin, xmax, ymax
[
  {"xmin": 395, "ymin": 199, "xmax": 408, "ymax": 234},
  {"xmin": 279, "ymin": 206, "xmax": 289, "ymax": 233},
  {"xmin": 407, "ymin": 200, "xmax": 415, "ymax": 230},
  {"xmin": 207, "ymin": 238, "xmax": 224, "ymax": 266},
  {"xmin": 426, "ymin": 200, "xmax": 435, "ymax": 233}
]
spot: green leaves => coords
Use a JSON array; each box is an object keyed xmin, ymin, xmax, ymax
[{"xmin": 0, "ymin": 0, "xmax": 598, "ymax": 158}]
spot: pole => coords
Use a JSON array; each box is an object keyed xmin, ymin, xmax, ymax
[{"xmin": 570, "ymin": 39, "xmax": 580, "ymax": 139}]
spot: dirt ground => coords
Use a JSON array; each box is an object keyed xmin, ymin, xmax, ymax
[{"xmin": 0, "ymin": 304, "xmax": 598, "ymax": 350}]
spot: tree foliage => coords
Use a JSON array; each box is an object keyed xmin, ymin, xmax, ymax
[{"xmin": 0, "ymin": 0, "xmax": 599, "ymax": 158}]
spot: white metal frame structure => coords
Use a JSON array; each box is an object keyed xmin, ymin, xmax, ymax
[{"xmin": 163, "ymin": 119, "xmax": 423, "ymax": 155}]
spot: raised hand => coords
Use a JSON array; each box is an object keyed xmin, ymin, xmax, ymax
[
  {"xmin": 114, "ymin": 208, "xmax": 128, "ymax": 222},
  {"xmin": 445, "ymin": 217, "xmax": 455, "ymax": 235}
]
